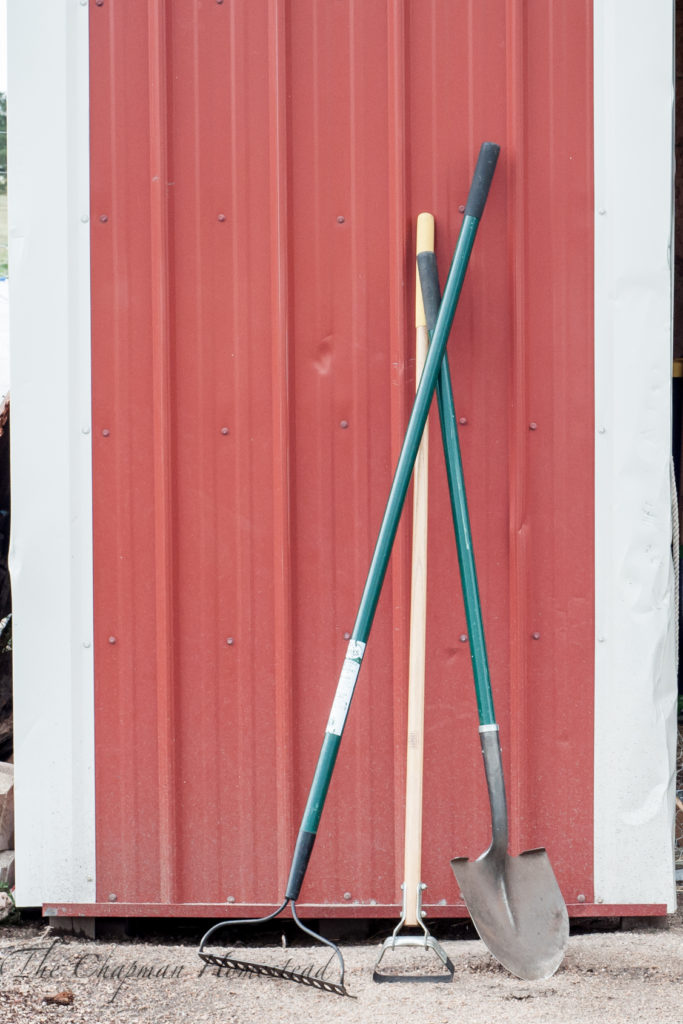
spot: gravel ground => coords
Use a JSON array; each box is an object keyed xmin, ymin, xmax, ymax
[{"xmin": 0, "ymin": 901, "xmax": 680, "ymax": 1024}]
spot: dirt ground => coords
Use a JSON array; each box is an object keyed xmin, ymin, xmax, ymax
[{"xmin": 0, "ymin": 899, "xmax": 680, "ymax": 1024}]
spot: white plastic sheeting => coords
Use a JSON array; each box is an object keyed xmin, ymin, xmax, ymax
[
  {"xmin": 593, "ymin": 0, "xmax": 677, "ymax": 910},
  {"xmin": 0, "ymin": 280, "xmax": 9, "ymax": 402},
  {"xmin": 8, "ymin": 0, "xmax": 95, "ymax": 906}
]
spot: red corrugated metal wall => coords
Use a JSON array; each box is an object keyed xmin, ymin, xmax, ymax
[{"xmin": 89, "ymin": 0, "xmax": 594, "ymax": 916}]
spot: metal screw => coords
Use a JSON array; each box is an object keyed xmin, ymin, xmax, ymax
[
  {"xmin": 343, "ymin": 632, "xmax": 351, "ymax": 640},
  {"xmin": 459, "ymin": 634, "xmax": 468, "ymax": 643},
  {"xmin": 532, "ymin": 632, "xmax": 541, "ymax": 640},
  {"xmin": 82, "ymin": 426, "xmax": 90, "ymax": 435},
  {"xmin": 108, "ymin": 893, "xmax": 117, "ymax": 902},
  {"xmin": 226, "ymin": 637, "xmax": 234, "ymax": 646},
  {"xmin": 220, "ymin": 427, "xmax": 229, "ymax": 435},
  {"xmin": 218, "ymin": 214, "xmax": 226, "ymax": 222},
  {"xmin": 95, "ymin": 0, "xmax": 104, "ymax": 6},
  {"xmin": 337, "ymin": 216, "xmax": 345, "ymax": 224},
  {"xmin": 102, "ymin": 428, "xmax": 110, "ymax": 437},
  {"xmin": 458, "ymin": 205, "xmax": 465, "ymax": 214},
  {"xmin": 596, "ymin": 896, "xmax": 604, "ymax": 904},
  {"xmin": 598, "ymin": 209, "xmax": 606, "ymax": 216},
  {"xmin": 227, "ymin": 895, "xmax": 235, "ymax": 903},
  {"xmin": 420, "ymin": 883, "xmax": 427, "ymax": 890},
  {"xmin": 459, "ymin": 417, "xmax": 467, "ymax": 425},
  {"xmin": 80, "ymin": 215, "xmax": 89, "ymax": 223},
  {"xmin": 82, "ymin": 641, "xmax": 91, "ymax": 649},
  {"xmin": 343, "ymin": 892, "xmax": 351, "ymax": 900},
  {"xmin": 577, "ymin": 893, "xmax": 586, "ymax": 903},
  {"xmin": 529, "ymin": 422, "xmax": 538, "ymax": 431},
  {"xmin": 99, "ymin": 214, "xmax": 109, "ymax": 223},
  {"xmin": 340, "ymin": 420, "xmax": 349, "ymax": 429},
  {"xmin": 108, "ymin": 636, "xmax": 117, "ymax": 645}
]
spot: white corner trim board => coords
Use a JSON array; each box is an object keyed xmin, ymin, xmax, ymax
[
  {"xmin": 593, "ymin": 0, "xmax": 677, "ymax": 911},
  {"xmin": 8, "ymin": 0, "xmax": 96, "ymax": 905}
]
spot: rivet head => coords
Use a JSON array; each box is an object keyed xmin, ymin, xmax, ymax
[
  {"xmin": 95, "ymin": 0, "xmax": 104, "ymax": 6},
  {"xmin": 532, "ymin": 632, "xmax": 541, "ymax": 640},
  {"xmin": 217, "ymin": 214, "xmax": 226, "ymax": 222},
  {"xmin": 220, "ymin": 427, "xmax": 229, "ymax": 435},
  {"xmin": 343, "ymin": 632, "xmax": 351, "ymax": 640},
  {"xmin": 459, "ymin": 634, "xmax": 468, "ymax": 643},
  {"xmin": 458, "ymin": 205, "xmax": 465, "ymax": 214},
  {"xmin": 598, "ymin": 426, "xmax": 606, "ymax": 435},
  {"xmin": 227, "ymin": 895, "xmax": 235, "ymax": 903},
  {"xmin": 82, "ymin": 426, "xmax": 90, "ymax": 435},
  {"xmin": 108, "ymin": 893, "xmax": 117, "ymax": 902},
  {"xmin": 82, "ymin": 641, "xmax": 91, "ymax": 649},
  {"xmin": 529, "ymin": 422, "xmax": 538, "ymax": 431},
  {"xmin": 458, "ymin": 417, "xmax": 467, "ymax": 425},
  {"xmin": 596, "ymin": 896, "xmax": 604, "ymax": 904},
  {"xmin": 108, "ymin": 636, "xmax": 117, "ymax": 645},
  {"xmin": 577, "ymin": 893, "xmax": 586, "ymax": 903},
  {"xmin": 343, "ymin": 892, "xmax": 351, "ymax": 900},
  {"xmin": 337, "ymin": 216, "xmax": 345, "ymax": 224},
  {"xmin": 102, "ymin": 428, "xmax": 110, "ymax": 437},
  {"xmin": 226, "ymin": 637, "xmax": 234, "ymax": 646},
  {"xmin": 339, "ymin": 420, "xmax": 349, "ymax": 429},
  {"xmin": 80, "ymin": 215, "xmax": 89, "ymax": 223},
  {"xmin": 99, "ymin": 214, "xmax": 109, "ymax": 223}
]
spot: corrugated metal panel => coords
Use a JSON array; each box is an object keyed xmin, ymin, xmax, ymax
[{"xmin": 88, "ymin": 0, "xmax": 594, "ymax": 914}]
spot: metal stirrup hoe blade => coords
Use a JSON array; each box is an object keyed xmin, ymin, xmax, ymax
[
  {"xmin": 417, "ymin": 226, "xmax": 569, "ymax": 981},
  {"xmin": 198, "ymin": 143, "xmax": 500, "ymax": 997},
  {"xmin": 373, "ymin": 883, "xmax": 454, "ymax": 983}
]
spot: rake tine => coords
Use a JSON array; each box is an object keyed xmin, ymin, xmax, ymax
[{"xmin": 198, "ymin": 898, "xmax": 353, "ymax": 997}]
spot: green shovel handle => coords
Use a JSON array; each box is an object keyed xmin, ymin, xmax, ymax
[
  {"xmin": 285, "ymin": 143, "xmax": 500, "ymax": 902},
  {"xmin": 417, "ymin": 249, "xmax": 495, "ymax": 727}
]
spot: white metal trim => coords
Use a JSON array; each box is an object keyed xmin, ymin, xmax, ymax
[
  {"xmin": 8, "ymin": 0, "xmax": 95, "ymax": 905},
  {"xmin": 593, "ymin": 0, "xmax": 677, "ymax": 911}
]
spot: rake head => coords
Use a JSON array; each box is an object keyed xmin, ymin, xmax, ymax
[{"xmin": 198, "ymin": 899, "xmax": 353, "ymax": 998}]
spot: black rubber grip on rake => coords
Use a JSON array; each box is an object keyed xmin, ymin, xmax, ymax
[
  {"xmin": 285, "ymin": 830, "xmax": 316, "ymax": 901},
  {"xmin": 464, "ymin": 142, "xmax": 500, "ymax": 221},
  {"xmin": 417, "ymin": 251, "xmax": 442, "ymax": 334}
]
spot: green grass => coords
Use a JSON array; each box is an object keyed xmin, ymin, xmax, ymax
[{"xmin": 0, "ymin": 193, "xmax": 6, "ymax": 277}]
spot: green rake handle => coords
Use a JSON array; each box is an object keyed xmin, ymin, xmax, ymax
[{"xmin": 286, "ymin": 143, "xmax": 500, "ymax": 901}]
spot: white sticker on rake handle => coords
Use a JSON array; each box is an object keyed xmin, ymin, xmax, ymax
[{"xmin": 326, "ymin": 640, "xmax": 366, "ymax": 736}]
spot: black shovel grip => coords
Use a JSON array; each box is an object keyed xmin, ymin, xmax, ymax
[
  {"xmin": 416, "ymin": 251, "xmax": 442, "ymax": 335},
  {"xmin": 464, "ymin": 142, "xmax": 500, "ymax": 221}
]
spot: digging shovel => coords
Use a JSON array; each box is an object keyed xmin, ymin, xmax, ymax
[{"xmin": 417, "ymin": 244, "xmax": 569, "ymax": 982}]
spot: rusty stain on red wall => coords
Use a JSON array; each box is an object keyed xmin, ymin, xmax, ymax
[{"xmin": 88, "ymin": 0, "xmax": 594, "ymax": 916}]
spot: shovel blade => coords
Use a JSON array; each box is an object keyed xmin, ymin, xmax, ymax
[{"xmin": 452, "ymin": 847, "xmax": 568, "ymax": 981}]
